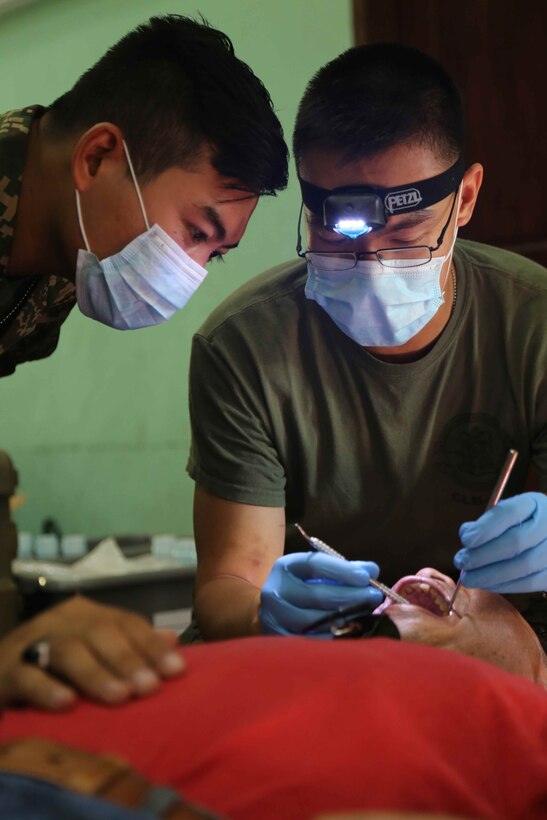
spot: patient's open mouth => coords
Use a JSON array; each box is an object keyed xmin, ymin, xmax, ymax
[{"xmin": 375, "ymin": 575, "xmax": 452, "ymax": 617}]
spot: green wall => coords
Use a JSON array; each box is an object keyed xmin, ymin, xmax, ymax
[{"xmin": 0, "ymin": 0, "xmax": 352, "ymax": 538}]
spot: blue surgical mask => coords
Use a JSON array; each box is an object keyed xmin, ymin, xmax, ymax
[
  {"xmin": 305, "ymin": 224, "xmax": 459, "ymax": 348},
  {"xmin": 75, "ymin": 142, "xmax": 207, "ymax": 330}
]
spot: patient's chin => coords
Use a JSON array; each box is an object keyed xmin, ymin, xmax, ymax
[
  {"xmin": 386, "ymin": 593, "xmax": 546, "ymax": 685},
  {"xmin": 371, "ymin": 571, "xmax": 546, "ymax": 685}
]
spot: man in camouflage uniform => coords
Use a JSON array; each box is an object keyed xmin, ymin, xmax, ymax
[
  {"xmin": 0, "ymin": 108, "xmax": 76, "ymax": 376},
  {"xmin": 0, "ymin": 15, "xmax": 288, "ymax": 711}
]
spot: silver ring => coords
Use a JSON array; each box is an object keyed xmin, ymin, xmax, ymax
[{"xmin": 22, "ymin": 639, "xmax": 51, "ymax": 670}]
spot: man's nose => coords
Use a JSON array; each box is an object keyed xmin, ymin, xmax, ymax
[{"xmin": 348, "ymin": 232, "xmax": 387, "ymax": 255}]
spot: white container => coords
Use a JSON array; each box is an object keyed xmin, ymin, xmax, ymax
[
  {"xmin": 151, "ymin": 534, "xmax": 177, "ymax": 560},
  {"xmin": 34, "ymin": 533, "xmax": 60, "ymax": 561},
  {"xmin": 60, "ymin": 534, "xmax": 88, "ymax": 560},
  {"xmin": 170, "ymin": 538, "xmax": 197, "ymax": 566},
  {"xmin": 17, "ymin": 531, "xmax": 34, "ymax": 560}
]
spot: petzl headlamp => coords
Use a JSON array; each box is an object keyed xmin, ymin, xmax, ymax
[{"xmin": 298, "ymin": 156, "xmax": 465, "ymax": 239}]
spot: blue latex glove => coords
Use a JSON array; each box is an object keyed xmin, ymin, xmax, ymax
[
  {"xmin": 259, "ymin": 551, "xmax": 382, "ymax": 636},
  {"xmin": 454, "ymin": 492, "xmax": 547, "ymax": 593}
]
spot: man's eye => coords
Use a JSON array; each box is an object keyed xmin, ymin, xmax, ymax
[
  {"xmin": 208, "ymin": 250, "xmax": 225, "ymax": 263},
  {"xmin": 315, "ymin": 231, "xmax": 351, "ymax": 246},
  {"xmin": 191, "ymin": 229, "xmax": 208, "ymax": 242},
  {"xmin": 391, "ymin": 235, "xmax": 425, "ymax": 247}
]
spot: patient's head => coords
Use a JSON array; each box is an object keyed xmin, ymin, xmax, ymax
[{"xmin": 374, "ymin": 568, "xmax": 547, "ymax": 687}]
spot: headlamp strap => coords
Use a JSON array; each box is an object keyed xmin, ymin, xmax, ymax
[{"xmin": 298, "ymin": 155, "xmax": 465, "ymax": 218}]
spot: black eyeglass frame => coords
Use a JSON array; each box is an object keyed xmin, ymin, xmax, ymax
[{"xmin": 296, "ymin": 187, "xmax": 460, "ymax": 269}]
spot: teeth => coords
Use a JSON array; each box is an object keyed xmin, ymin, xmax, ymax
[
  {"xmin": 399, "ymin": 582, "xmax": 449, "ymax": 615},
  {"xmin": 431, "ymin": 591, "xmax": 446, "ymax": 610}
]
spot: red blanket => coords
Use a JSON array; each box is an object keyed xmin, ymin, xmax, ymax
[{"xmin": 2, "ymin": 637, "xmax": 546, "ymax": 819}]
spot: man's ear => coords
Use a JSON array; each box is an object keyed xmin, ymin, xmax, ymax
[
  {"xmin": 457, "ymin": 162, "xmax": 483, "ymax": 228},
  {"xmin": 72, "ymin": 124, "xmax": 126, "ymax": 193}
]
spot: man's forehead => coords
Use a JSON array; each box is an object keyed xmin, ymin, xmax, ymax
[
  {"xmin": 216, "ymin": 190, "xmax": 258, "ymax": 204},
  {"xmin": 160, "ymin": 157, "xmax": 258, "ymax": 203},
  {"xmin": 298, "ymin": 143, "xmax": 453, "ymax": 190}
]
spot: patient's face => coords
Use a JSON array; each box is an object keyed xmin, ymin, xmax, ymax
[{"xmin": 375, "ymin": 568, "xmax": 546, "ymax": 686}]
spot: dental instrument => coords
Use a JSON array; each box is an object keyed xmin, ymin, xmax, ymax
[
  {"xmin": 294, "ymin": 523, "xmax": 409, "ymax": 605},
  {"xmin": 448, "ymin": 448, "xmax": 519, "ymax": 614}
]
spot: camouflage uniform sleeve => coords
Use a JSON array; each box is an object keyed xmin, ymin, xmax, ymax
[{"xmin": 0, "ymin": 106, "xmax": 77, "ymax": 376}]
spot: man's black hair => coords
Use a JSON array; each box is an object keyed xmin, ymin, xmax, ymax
[
  {"xmin": 293, "ymin": 43, "xmax": 465, "ymax": 169},
  {"xmin": 48, "ymin": 15, "xmax": 288, "ymax": 195}
]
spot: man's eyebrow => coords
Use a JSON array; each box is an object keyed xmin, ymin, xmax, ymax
[
  {"xmin": 199, "ymin": 205, "xmax": 227, "ymax": 243},
  {"xmin": 200, "ymin": 205, "xmax": 242, "ymax": 250},
  {"xmin": 390, "ymin": 208, "xmax": 436, "ymax": 229}
]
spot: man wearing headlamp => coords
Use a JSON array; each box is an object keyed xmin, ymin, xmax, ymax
[
  {"xmin": 296, "ymin": 153, "xmax": 465, "ymax": 350},
  {"xmin": 187, "ymin": 43, "xmax": 546, "ymax": 645}
]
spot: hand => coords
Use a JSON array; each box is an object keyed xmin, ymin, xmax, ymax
[
  {"xmin": 259, "ymin": 552, "xmax": 382, "ymax": 636},
  {"xmin": 0, "ymin": 595, "xmax": 185, "ymax": 711},
  {"xmin": 454, "ymin": 492, "xmax": 547, "ymax": 593}
]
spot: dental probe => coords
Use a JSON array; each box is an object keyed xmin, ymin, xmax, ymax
[
  {"xmin": 448, "ymin": 448, "xmax": 519, "ymax": 614},
  {"xmin": 294, "ymin": 524, "xmax": 410, "ymax": 605}
]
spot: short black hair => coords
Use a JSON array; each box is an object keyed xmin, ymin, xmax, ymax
[
  {"xmin": 293, "ymin": 43, "xmax": 464, "ymax": 169},
  {"xmin": 48, "ymin": 14, "xmax": 288, "ymax": 196}
]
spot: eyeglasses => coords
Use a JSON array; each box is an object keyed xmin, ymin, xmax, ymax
[{"xmin": 296, "ymin": 189, "xmax": 459, "ymax": 271}]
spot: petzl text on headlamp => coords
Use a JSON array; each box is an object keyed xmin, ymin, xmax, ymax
[{"xmin": 298, "ymin": 156, "xmax": 465, "ymax": 239}]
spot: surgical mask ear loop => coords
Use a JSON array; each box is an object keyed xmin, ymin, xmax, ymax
[
  {"xmin": 75, "ymin": 189, "xmax": 91, "ymax": 252},
  {"xmin": 296, "ymin": 203, "xmax": 305, "ymax": 257},
  {"xmin": 75, "ymin": 139, "xmax": 150, "ymax": 254},
  {"xmin": 440, "ymin": 184, "xmax": 462, "ymax": 297},
  {"xmin": 122, "ymin": 140, "xmax": 150, "ymax": 231}
]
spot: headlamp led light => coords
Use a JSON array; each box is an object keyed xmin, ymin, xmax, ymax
[
  {"xmin": 324, "ymin": 191, "xmax": 386, "ymax": 238},
  {"xmin": 299, "ymin": 156, "xmax": 465, "ymax": 239}
]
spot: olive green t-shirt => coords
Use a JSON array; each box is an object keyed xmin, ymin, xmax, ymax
[{"xmin": 187, "ymin": 239, "xmax": 547, "ymax": 592}]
